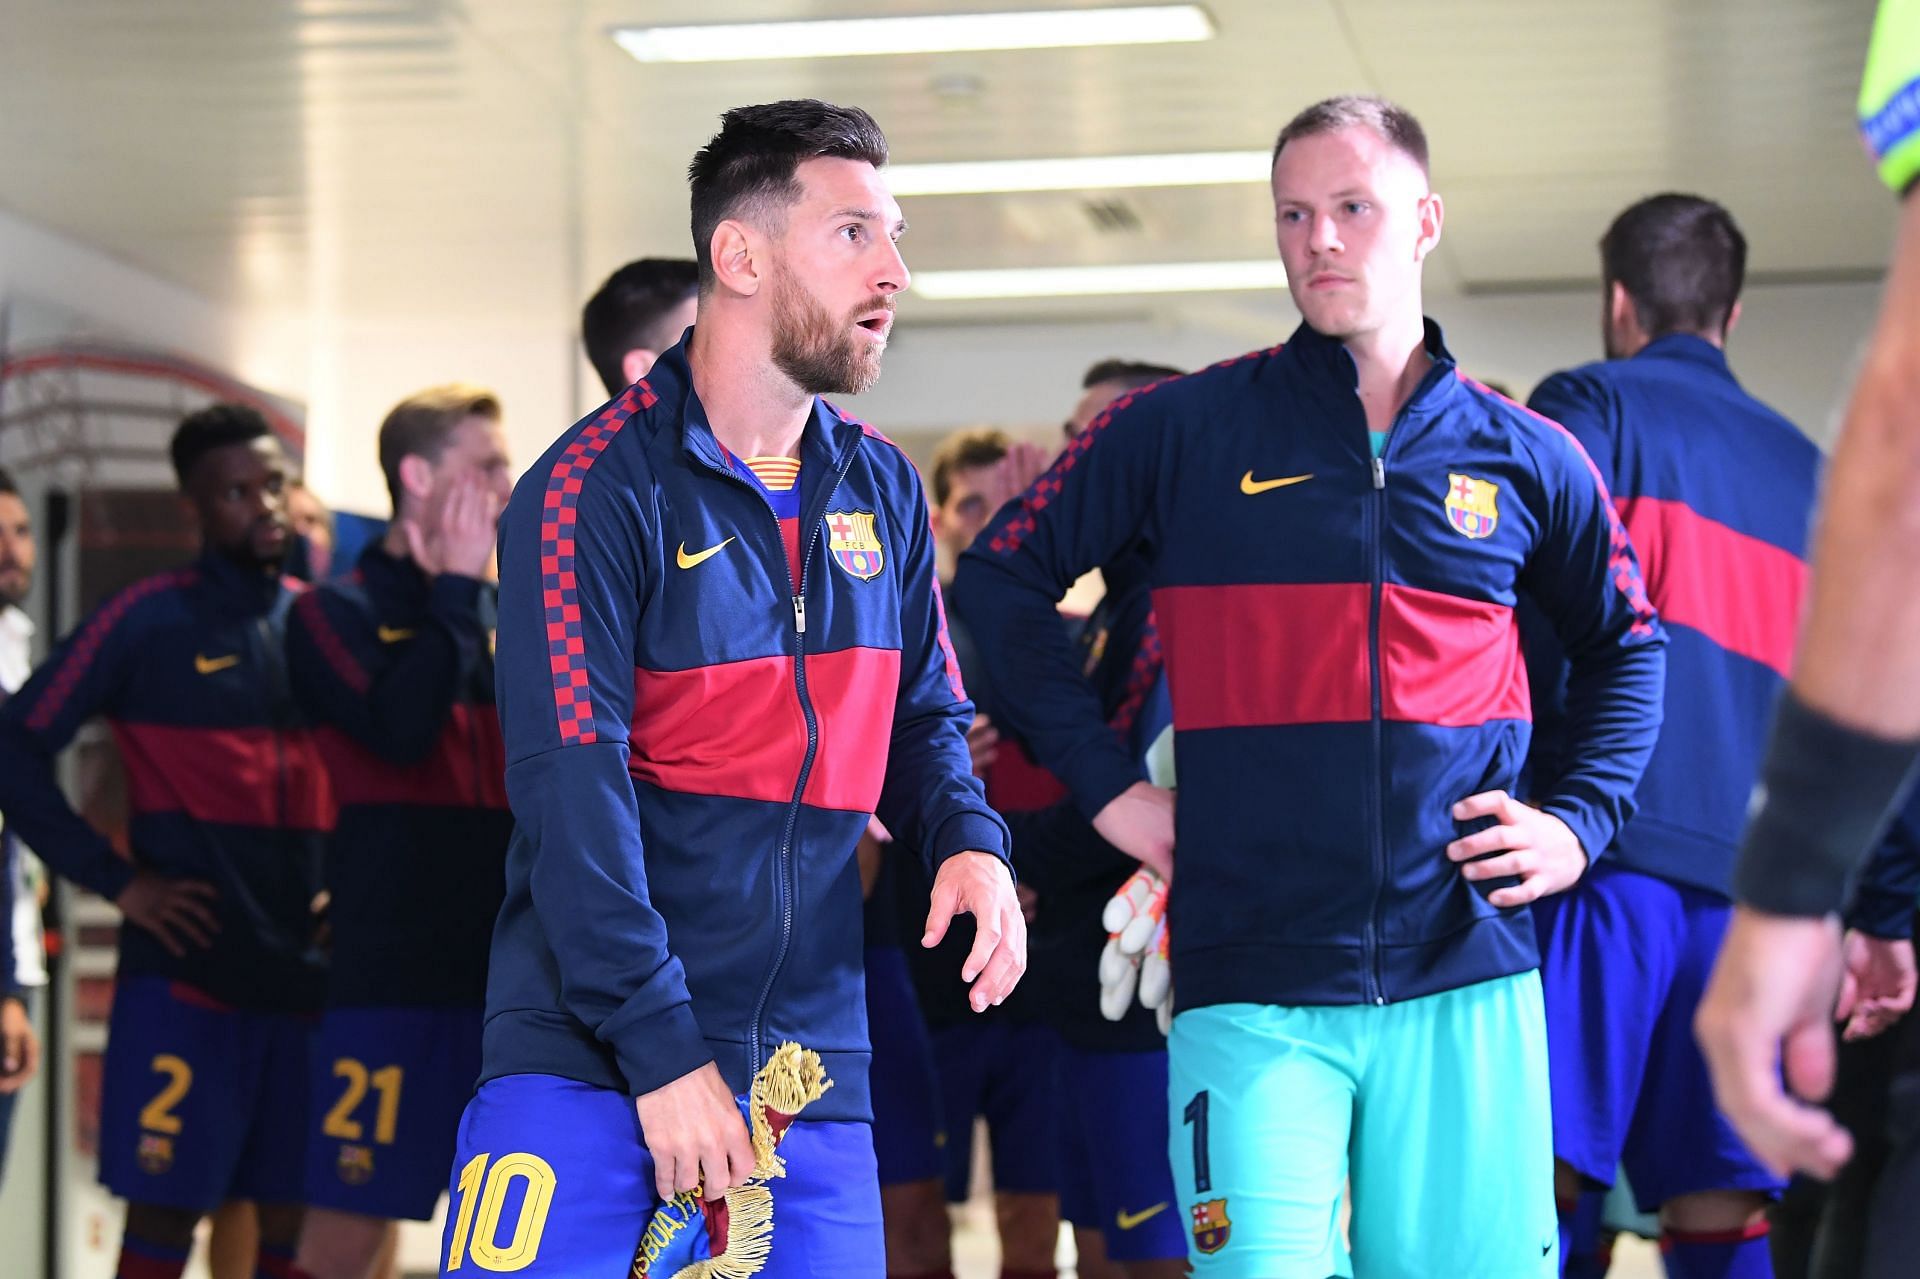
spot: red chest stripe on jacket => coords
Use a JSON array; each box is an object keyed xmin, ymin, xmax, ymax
[
  {"xmin": 314, "ymin": 705, "xmax": 508, "ymax": 810},
  {"xmin": 1154, "ymin": 582, "xmax": 1530, "ymax": 730},
  {"xmin": 1617, "ymin": 496, "xmax": 1804, "ymax": 676},
  {"xmin": 629, "ymin": 647, "xmax": 900, "ymax": 812},
  {"xmin": 111, "ymin": 721, "xmax": 335, "ymax": 831}
]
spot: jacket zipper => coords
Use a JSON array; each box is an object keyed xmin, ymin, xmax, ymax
[
  {"xmin": 1362, "ymin": 368, "xmax": 1446, "ymax": 1006},
  {"xmin": 1364, "ymin": 449, "xmax": 1388, "ymax": 1006},
  {"xmin": 691, "ymin": 439, "xmax": 860, "ymax": 1076},
  {"xmin": 257, "ymin": 616, "xmax": 289, "ymax": 831}
]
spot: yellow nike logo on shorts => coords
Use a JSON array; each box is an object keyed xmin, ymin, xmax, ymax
[
  {"xmin": 377, "ymin": 625, "xmax": 415, "ymax": 644},
  {"xmin": 194, "ymin": 653, "xmax": 240, "ymax": 675},
  {"xmin": 1116, "ymin": 1202, "xmax": 1170, "ymax": 1230}
]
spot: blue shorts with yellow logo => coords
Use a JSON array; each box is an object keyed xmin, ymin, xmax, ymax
[
  {"xmin": 1056, "ymin": 1046, "xmax": 1186, "ymax": 1263},
  {"xmin": 437, "ymin": 1074, "xmax": 884, "ymax": 1277},
  {"xmin": 303, "ymin": 1004, "xmax": 482, "ymax": 1221},
  {"xmin": 1166, "ymin": 973, "xmax": 1557, "ymax": 1279},
  {"xmin": 98, "ymin": 975, "xmax": 312, "ymax": 1212}
]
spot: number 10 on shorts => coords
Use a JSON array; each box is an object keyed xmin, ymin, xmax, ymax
[{"xmin": 445, "ymin": 1151, "xmax": 558, "ymax": 1273}]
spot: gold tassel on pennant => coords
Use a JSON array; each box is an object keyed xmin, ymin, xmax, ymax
[{"xmin": 638, "ymin": 1044, "xmax": 834, "ymax": 1279}]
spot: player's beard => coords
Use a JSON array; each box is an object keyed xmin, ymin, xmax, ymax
[{"xmin": 769, "ymin": 262, "xmax": 888, "ymax": 396}]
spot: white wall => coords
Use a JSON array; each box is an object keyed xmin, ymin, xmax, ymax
[{"xmin": 841, "ymin": 280, "xmax": 1880, "ymax": 463}]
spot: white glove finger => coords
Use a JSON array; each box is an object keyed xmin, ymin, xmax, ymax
[
  {"xmin": 1120, "ymin": 910, "xmax": 1158, "ymax": 956},
  {"xmin": 1157, "ymin": 993, "xmax": 1173, "ymax": 1036},
  {"xmin": 1103, "ymin": 871, "xmax": 1154, "ymax": 931},
  {"xmin": 1099, "ymin": 936, "xmax": 1133, "ymax": 987},
  {"xmin": 1100, "ymin": 957, "xmax": 1140, "ymax": 1021},
  {"xmin": 1140, "ymin": 952, "xmax": 1172, "ymax": 1009}
]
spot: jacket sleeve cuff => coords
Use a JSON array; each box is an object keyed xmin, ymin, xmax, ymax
[
  {"xmin": 1061, "ymin": 743, "xmax": 1146, "ymax": 826},
  {"xmin": 429, "ymin": 573, "xmax": 485, "ymax": 618},
  {"xmin": 77, "ymin": 847, "xmax": 136, "ymax": 903},
  {"xmin": 930, "ymin": 811, "xmax": 1012, "ymax": 870},
  {"xmin": 1846, "ymin": 886, "xmax": 1918, "ymax": 940},
  {"xmin": 609, "ymin": 1001, "xmax": 715, "ymax": 1099},
  {"xmin": 1541, "ymin": 800, "xmax": 1608, "ymax": 871}
]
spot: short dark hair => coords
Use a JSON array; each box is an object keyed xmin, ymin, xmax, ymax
[
  {"xmin": 378, "ymin": 384, "xmax": 501, "ymax": 509},
  {"xmin": 929, "ymin": 428, "xmax": 1010, "ymax": 508},
  {"xmin": 170, "ymin": 404, "xmax": 273, "ymax": 488},
  {"xmin": 582, "ymin": 258, "xmax": 700, "ymax": 396},
  {"xmin": 687, "ymin": 100, "xmax": 889, "ymax": 290},
  {"xmin": 1601, "ymin": 193, "xmax": 1747, "ymax": 339},
  {"xmin": 1273, "ymin": 95, "xmax": 1430, "ymax": 179},
  {"xmin": 1083, "ymin": 359, "xmax": 1184, "ymax": 393},
  {"xmin": 0, "ymin": 466, "xmax": 16, "ymax": 499}
]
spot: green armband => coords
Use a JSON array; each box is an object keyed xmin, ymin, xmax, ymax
[{"xmin": 1862, "ymin": 0, "xmax": 1920, "ymax": 195}]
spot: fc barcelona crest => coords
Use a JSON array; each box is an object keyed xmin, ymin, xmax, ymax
[
  {"xmin": 1444, "ymin": 472, "xmax": 1500, "ymax": 539},
  {"xmin": 338, "ymin": 1144, "xmax": 375, "ymax": 1185},
  {"xmin": 1191, "ymin": 1197, "xmax": 1232, "ymax": 1254},
  {"xmin": 137, "ymin": 1133, "xmax": 174, "ymax": 1175},
  {"xmin": 826, "ymin": 510, "xmax": 885, "ymax": 581}
]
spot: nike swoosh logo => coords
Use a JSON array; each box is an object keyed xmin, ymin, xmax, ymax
[
  {"xmin": 194, "ymin": 654, "xmax": 239, "ymax": 675},
  {"xmin": 1240, "ymin": 470, "xmax": 1313, "ymax": 495},
  {"xmin": 1116, "ymin": 1202, "xmax": 1170, "ymax": 1231},
  {"xmin": 377, "ymin": 625, "xmax": 414, "ymax": 644},
  {"xmin": 676, "ymin": 537, "xmax": 735, "ymax": 570}
]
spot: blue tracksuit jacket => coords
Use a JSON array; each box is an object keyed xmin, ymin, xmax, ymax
[
  {"xmin": 954, "ymin": 321, "xmax": 1668, "ymax": 1010},
  {"xmin": 481, "ymin": 339, "xmax": 1010, "ymax": 1122}
]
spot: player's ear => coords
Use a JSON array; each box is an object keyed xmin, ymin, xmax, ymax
[{"xmin": 709, "ymin": 219, "xmax": 765, "ymax": 299}]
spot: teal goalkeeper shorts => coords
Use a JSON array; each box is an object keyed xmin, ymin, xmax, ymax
[{"xmin": 1166, "ymin": 971, "xmax": 1557, "ymax": 1278}]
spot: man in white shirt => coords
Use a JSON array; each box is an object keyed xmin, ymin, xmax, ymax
[{"xmin": 0, "ymin": 465, "xmax": 44, "ymax": 1186}]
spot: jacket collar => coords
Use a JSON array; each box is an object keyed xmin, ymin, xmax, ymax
[
  {"xmin": 648, "ymin": 333, "xmax": 863, "ymax": 476},
  {"xmin": 1634, "ymin": 332, "xmax": 1734, "ymax": 379},
  {"xmin": 195, "ymin": 546, "xmax": 284, "ymax": 616},
  {"xmin": 1281, "ymin": 317, "xmax": 1462, "ymax": 421}
]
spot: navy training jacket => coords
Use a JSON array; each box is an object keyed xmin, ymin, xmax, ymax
[
  {"xmin": 1525, "ymin": 334, "xmax": 1820, "ymax": 898},
  {"xmin": 481, "ymin": 339, "xmax": 1010, "ymax": 1121},
  {"xmin": 285, "ymin": 543, "xmax": 510, "ymax": 1009},
  {"xmin": 0, "ymin": 551, "xmax": 329, "ymax": 1011},
  {"xmin": 954, "ymin": 321, "xmax": 1668, "ymax": 1010}
]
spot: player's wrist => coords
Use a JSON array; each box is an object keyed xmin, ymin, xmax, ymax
[{"xmin": 1734, "ymin": 690, "xmax": 1920, "ymax": 918}]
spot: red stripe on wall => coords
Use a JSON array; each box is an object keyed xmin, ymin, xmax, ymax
[
  {"xmin": 314, "ymin": 704, "xmax": 508, "ymax": 810},
  {"xmin": 1617, "ymin": 496, "xmax": 1804, "ymax": 677},
  {"xmin": 111, "ymin": 721, "xmax": 335, "ymax": 831},
  {"xmin": 1155, "ymin": 582, "xmax": 1528, "ymax": 729}
]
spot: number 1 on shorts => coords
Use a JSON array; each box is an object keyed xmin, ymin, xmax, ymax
[{"xmin": 1183, "ymin": 1090, "xmax": 1212, "ymax": 1194}]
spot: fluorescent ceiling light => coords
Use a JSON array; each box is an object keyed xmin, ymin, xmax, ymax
[
  {"xmin": 913, "ymin": 260, "xmax": 1286, "ymax": 300},
  {"xmin": 886, "ymin": 150, "xmax": 1269, "ymax": 196},
  {"xmin": 611, "ymin": 6, "xmax": 1214, "ymax": 63}
]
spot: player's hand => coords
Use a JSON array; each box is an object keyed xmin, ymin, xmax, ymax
[
  {"xmin": 981, "ymin": 441, "xmax": 1056, "ymax": 516},
  {"xmin": 1838, "ymin": 929, "xmax": 1917, "ymax": 1041},
  {"xmin": 924, "ymin": 851, "xmax": 1026, "ymax": 1012},
  {"xmin": 1093, "ymin": 782, "xmax": 1175, "ymax": 882},
  {"xmin": 965, "ymin": 715, "xmax": 1000, "ymax": 778},
  {"xmin": 634, "ymin": 1061, "xmax": 756, "ymax": 1202},
  {"xmin": 407, "ymin": 473, "xmax": 502, "ymax": 581},
  {"xmin": 1446, "ymin": 790, "xmax": 1587, "ymax": 907},
  {"xmin": 116, "ymin": 870, "xmax": 219, "ymax": 958},
  {"xmin": 1696, "ymin": 907, "xmax": 1854, "ymax": 1178},
  {"xmin": 0, "ymin": 997, "xmax": 38, "ymax": 1094}
]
